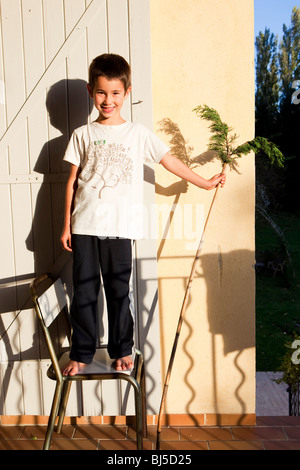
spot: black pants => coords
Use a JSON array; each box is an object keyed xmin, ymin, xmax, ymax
[{"xmin": 69, "ymin": 235, "xmax": 134, "ymax": 363}]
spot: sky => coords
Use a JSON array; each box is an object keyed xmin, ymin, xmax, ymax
[{"xmin": 255, "ymin": 0, "xmax": 300, "ymax": 39}]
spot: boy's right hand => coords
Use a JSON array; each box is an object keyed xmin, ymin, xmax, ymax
[{"xmin": 61, "ymin": 229, "xmax": 72, "ymax": 252}]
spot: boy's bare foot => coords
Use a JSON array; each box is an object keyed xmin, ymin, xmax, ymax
[
  {"xmin": 112, "ymin": 355, "xmax": 134, "ymax": 371},
  {"xmin": 62, "ymin": 360, "xmax": 87, "ymax": 376}
]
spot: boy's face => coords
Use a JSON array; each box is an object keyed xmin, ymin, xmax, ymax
[{"xmin": 87, "ymin": 76, "xmax": 131, "ymax": 124}]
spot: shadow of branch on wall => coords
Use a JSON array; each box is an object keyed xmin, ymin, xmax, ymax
[
  {"xmin": 158, "ymin": 249, "xmax": 255, "ymax": 424},
  {"xmin": 155, "ymin": 117, "xmax": 218, "ymax": 260},
  {"xmin": 154, "ymin": 117, "xmax": 254, "ymax": 422},
  {"xmin": 202, "ymin": 250, "xmax": 254, "ymax": 422}
]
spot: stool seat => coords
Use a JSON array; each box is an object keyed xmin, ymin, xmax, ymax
[{"xmin": 56, "ymin": 348, "xmax": 134, "ymax": 377}]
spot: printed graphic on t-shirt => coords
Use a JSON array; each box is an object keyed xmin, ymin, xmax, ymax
[{"xmin": 80, "ymin": 141, "xmax": 133, "ymax": 198}]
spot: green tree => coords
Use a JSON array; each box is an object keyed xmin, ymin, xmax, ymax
[
  {"xmin": 278, "ymin": 7, "xmax": 300, "ymax": 209},
  {"xmin": 278, "ymin": 7, "xmax": 300, "ymax": 144},
  {"xmin": 279, "ymin": 7, "xmax": 300, "ymax": 108},
  {"xmin": 255, "ymin": 28, "xmax": 279, "ymax": 139},
  {"xmin": 255, "ymin": 7, "xmax": 300, "ymax": 210}
]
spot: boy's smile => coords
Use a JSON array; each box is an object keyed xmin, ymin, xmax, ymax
[{"xmin": 87, "ymin": 76, "xmax": 131, "ymax": 125}]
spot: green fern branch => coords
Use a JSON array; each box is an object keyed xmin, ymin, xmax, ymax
[{"xmin": 193, "ymin": 105, "xmax": 284, "ymax": 169}]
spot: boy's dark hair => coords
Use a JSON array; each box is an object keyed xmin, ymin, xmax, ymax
[{"xmin": 88, "ymin": 53, "xmax": 131, "ymax": 92}]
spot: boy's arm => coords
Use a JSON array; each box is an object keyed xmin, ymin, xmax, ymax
[
  {"xmin": 61, "ymin": 164, "xmax": 80, "ymax": 252},
  {"xmin": 160, "ymin": 152, "xmax": 226, "ymax": 190}
]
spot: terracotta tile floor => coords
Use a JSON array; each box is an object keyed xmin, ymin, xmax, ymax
[{"xmin": 0, "ymin": 416, "xmax": 300, "ymax": 450}]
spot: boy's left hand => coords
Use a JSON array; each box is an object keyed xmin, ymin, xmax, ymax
[{"xmin": 207, "ymin": 173, "xmax": 226, "ymax": 190}]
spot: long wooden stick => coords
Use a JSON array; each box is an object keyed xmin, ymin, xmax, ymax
[{"xmin": 156, "ymin": 163, "xmax": 226, "ymax": 450}]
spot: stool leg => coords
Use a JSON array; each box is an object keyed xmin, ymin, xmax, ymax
[
  {"xmin": 56, "ymin": 381, "xmax": 72, "ymax": 433},
  {"xmin": 135, "ymin": 385, "xmax": 143, "ymax": 450},
  {"xmin": 141, "ymin": 364, "xmax": 147, "ymax": 438},
  {"xmin": 43, "ymin": 381, "xmax": 63, "ymax": 450}
]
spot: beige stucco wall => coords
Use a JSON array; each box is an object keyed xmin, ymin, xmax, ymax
[{"xmin": 150, "ymin": 0, "xmax": 255, "ymax": 417}]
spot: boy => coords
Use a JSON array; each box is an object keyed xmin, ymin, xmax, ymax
[{"xmin": 61, "ymin": 54, "xmax": 225, "ymax": 376}]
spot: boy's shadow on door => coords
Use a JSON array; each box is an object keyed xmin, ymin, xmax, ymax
[
  {"xmin": 0, "ymin": 80, "xmax": 92, "ymax": 410},
  {"xmin": 26, "ymin": 79, "xmax": 92, "ymax": 277}
]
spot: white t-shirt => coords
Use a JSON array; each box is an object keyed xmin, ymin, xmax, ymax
[{"xmin": 63, "ymin": 121, "xmax": 169, "ymax": 239}]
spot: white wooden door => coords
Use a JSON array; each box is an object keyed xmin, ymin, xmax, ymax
[{"xmin": 0, "ymin": 0, "xmax": 161, "ymax": 417}]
